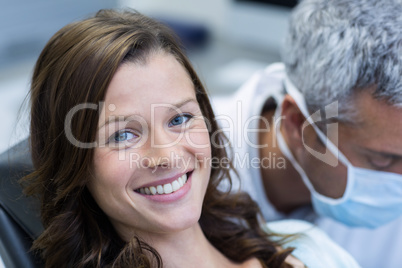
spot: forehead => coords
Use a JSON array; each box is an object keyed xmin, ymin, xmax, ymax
[
  {"xmin": 342, "ymin": 89, "xmax": 402, "ymax": 154},
  {"xmin": 100, "ymin": 52, "xmax": 195, "ymax": 118}
]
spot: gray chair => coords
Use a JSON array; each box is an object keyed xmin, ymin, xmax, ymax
[{"xmin": 0, "ymin": 139, "xmax": 43, "ymax": 267}]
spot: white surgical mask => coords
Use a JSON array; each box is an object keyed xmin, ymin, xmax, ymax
[{"xmin": 275, "ymin": 76, "xmax": 402, "ymax": 228}]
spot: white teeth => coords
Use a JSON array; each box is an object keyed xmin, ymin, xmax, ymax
[
  {"xmin": 137, "ymin": 173, "xmax": 189, "ymax": 195},
  {"xmin": 172, "ymin": 180, "xmax": 180, "ymax": 191},
  {"xmin": 178, "ymin": 177, "xmax": 184, "ymax": 187},
  {"xmin": 163, "ymin": 183, "xmax": 173, "ymax": 194},
  {"xmin": 157, "ymin": 185, "xmax": 164, "ymax": 194},
  {"xmin": 150, "ymin": 186, "xmax": 157, "ymax": 195},
  {"xmin": 144, "ymin": 188, "xmax": 151, "ymax": 195}
]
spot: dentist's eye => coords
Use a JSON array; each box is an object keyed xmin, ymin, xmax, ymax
[
  {"xmin": 109, "ymin": 130, "xmax": 138, "ymax": 143},
  {"xmin": 368, "ymin": 154, "xmax": 394, "ymax": 169},
  {"xmin": 168, "ymin": 114, "xmax": 193, "ymax": 127}
]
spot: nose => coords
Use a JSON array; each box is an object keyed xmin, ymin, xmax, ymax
[
  {"xmin": 142, "ymin": 147, "xmax": 171, "ymax": 169},
  {"xmin": 141, "ymin": 128, "xmax": 184, "ymax": 170}
]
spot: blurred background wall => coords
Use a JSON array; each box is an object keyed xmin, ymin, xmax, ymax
[
  {"xmin": 120, "ymin": 0, "xmax": 293, "ymax": 52},
  {"xmin": 0, "ymin": 0, "xmax": 118, "ymax": 70}
]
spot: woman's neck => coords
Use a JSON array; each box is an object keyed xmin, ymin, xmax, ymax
[{"xmin": 140, "ymin": 223, "xmax": 259, "ymax": 268}]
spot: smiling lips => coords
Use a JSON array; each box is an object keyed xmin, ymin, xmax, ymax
[{"xmin": 136, "ymin": 173, "xmax": 189, "ymax": 195}]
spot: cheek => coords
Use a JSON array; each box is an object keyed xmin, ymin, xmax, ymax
[
  {"xmin": 185, "ymin": 130, "xmax": 211, "ymax": 160},
  {"xmin": 302, "ymin": 151, "xmax": 347, "ymax": 198},
  {"xmin": 184, "ymin": 129, "xmax": 211, "ymax": 150},
  {"xmin": 90, "ymin": 151, "xmax": 134, "ymax": 195}
]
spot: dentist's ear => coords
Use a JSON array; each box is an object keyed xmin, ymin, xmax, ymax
[{"xmin": 280, "ymin": 95, "xmax": 320, "ymax": 160}]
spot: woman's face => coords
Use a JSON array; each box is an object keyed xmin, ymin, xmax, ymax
[{"xmin": 88, "ymin": 52, "xmax": 211, "ymax": 240}]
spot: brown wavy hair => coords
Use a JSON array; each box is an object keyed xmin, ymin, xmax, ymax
[{"xmin": 22, "ymin": 9, "xmax": 293, "ymax": 268}]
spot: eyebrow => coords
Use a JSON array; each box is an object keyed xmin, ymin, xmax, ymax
[
  {"xmin": 98, "ymin": 98, "xmax": 198, "ymax": 130},
  {"xmin": 164, "ymin": 98, "xmax": 198, "ymax": 112}
]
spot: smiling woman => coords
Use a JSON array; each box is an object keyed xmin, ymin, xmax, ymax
[{"xmin": 20, "ymin": 9, "xmax": 297, "ymax": 267}]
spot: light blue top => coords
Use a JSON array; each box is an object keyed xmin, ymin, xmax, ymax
[{"xmin": 267, "ymin": 220, "xmax": 361, "ymax": 268}]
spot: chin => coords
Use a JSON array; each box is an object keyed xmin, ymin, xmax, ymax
[{"xmin": 155, "ymin": 207, "xmax": 202, "ymax": 234}]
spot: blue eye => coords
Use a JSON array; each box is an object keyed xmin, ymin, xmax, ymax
[
  {"xmin": 169, "ymin": 114, "xmax": 193, "ymax": 127},
  {"xmin": 111, "ymin": 131, "xmax": 136, "ymax": 143}
]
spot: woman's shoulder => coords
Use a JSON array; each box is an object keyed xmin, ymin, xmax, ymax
[{"xmin": 266, "ymin": 220, "xmax": 361, "ymax": 268}]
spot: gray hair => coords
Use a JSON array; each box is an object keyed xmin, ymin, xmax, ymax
[{"xmin": 282, "ymin": 0, "xmax": 402, "ymax": 121}]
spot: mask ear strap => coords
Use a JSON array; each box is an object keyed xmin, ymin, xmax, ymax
[
  {"xmin": 283, "ymin": 75, "xmax": 352, "ymax": 167},
  {"xmin": 275, "ymin": 105, "xmax": 316, "ymax": 193}
]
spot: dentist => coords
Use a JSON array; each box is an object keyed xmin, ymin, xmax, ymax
[{"xmin": 213, "ymin": 0, "xmax": 402, "ymax": 267}]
